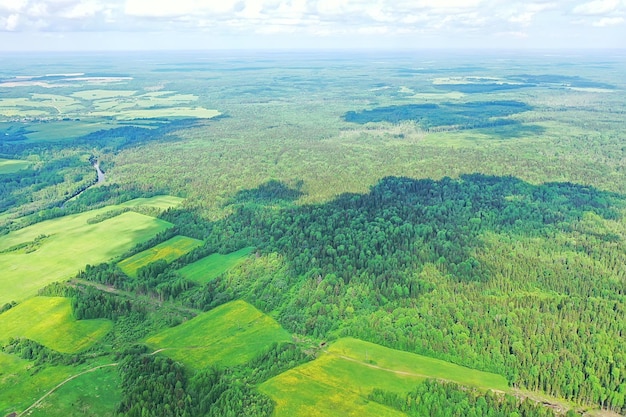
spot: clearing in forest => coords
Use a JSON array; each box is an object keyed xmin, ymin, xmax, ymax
[
  {"xmin": 259, "ymin": 337, "xmax": 508, "ymax": 417},
  {"xmin": 178, "ymin": 247, "xmax": 254, "ymax": 283},
  {"xmin": 145, "ymin": 300, "xmax": 291, "ymax": 369},
  {"xmin": 0, "ymin": 158, "xmax": 30, "ymax": 174},
  {"xmin": 0, "ymin": 296, "xmax": 112, "ymax": 353},
  {"xmin": 117, "ymin": 235, "xmax": 203, "ymax": 278},
  {"xmin": 0, "ymin": 204, "xmax": 173, "ymax": 305}
]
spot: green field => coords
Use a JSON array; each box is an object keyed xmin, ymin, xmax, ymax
[
  {"xmin": 119, "ymin": 195, "xmax": 184, "ymax": 210},
  {"xmin": 0, "ymin": 158, "xmax": 30, "ymax": 174},
  {"xmin": 0, "ymin": 205, "xmax": 173, "ymax": 305},
  {"xmin": 0, "ymin": 297, "xmax": 112, "ymax": 353},
  {"xmin": 0, "ymin": 352, "xmax": 79, "ymax": 416},
  {"xmin": 26, "ymin": 364, "xmax": 121, "ymax": 417},
  {"xmin": 260, "ymin": 337, "xmax": 509, "ymax": 417},
  {"xmin": 178, "ymin": 247, "xmax": 254, "ymax": 283},
  {"xmin": 117, "ymin": 235, "xmax": 203, "ymax": 277},
  {"xmin": 145, "ymin": 300, "xmax": 291, "ymax": 369}
]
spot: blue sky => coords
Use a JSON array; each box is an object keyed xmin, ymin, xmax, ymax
[{"xmin": 0, "ymin": 0, "xmax": 624, "ymax": 51}]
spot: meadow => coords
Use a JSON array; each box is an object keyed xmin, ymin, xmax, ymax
[
  {"xmin": 0, "ymin": 296, "xmax": 112, "ymax": 353},
  {"xmin": 117, "ymin": 235, "xmax": 203, "ymax": 277},
  {"xmin": 177, "ymin": 247, "xmax": 254, "ymax": 283},
  {"xmin": 260, "ymin": 337, "xmax": 509, "ymax": 417},
  {"xmin": 0, "ymin": 201, "xmax": 174, "ymax": 305},
  {"xmin": 0, "ymin": 158, "xmax": 30, "ymax": 174},
  {"xmin": 26, "ymin": 364, "xmax": 121, "ymax": 417},
  {"xmin": 144, "ymin": 300, "xmax": 291, "ymax": 369},
  {"xmin": 0, "ymin": 352, "xmax": 80, "ymax": 416}
]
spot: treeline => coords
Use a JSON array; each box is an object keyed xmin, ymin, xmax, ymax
[
  {"xmin": 369, "ymin": 380, "xmax": 579, "ymax": 417},
  {"xmin": 116, "ymin": 342, "xmax": 310, "ymax": 417},
  {"xmin": 2, "ymin": 338, "xmax": 85, "ymax": 367},
  {"xmin": 343, "ymin": 101, "xmax": 533, "ymax": 131}
]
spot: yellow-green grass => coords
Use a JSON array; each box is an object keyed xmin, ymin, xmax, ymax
[
  {"xmin": 26, "ymin": 364, "xmax": 121, "ymax": 417},
  {"xmin": 117, "ymin": 235, "xmax": 203, "ymax": 277},
  {"xmin": 145, "ymin": 300, "xmax": 291, "ymax": 369},
  {"xmin": 0, "ymin": 352, "xmax": 78, "ymax": 416},
  {"xmin": 119, "ymin": 195, "xmax": 184, "ymax": 210},
  {"xmin": 70, "ymin": 89, "xmax": 138, "ymax": 100},
  {"xmin": 90, "ymin": 107, "xmax": 221, "ymax": 120},
  {"xmin": 260, "ymin": 337, "xmax": 508, "ymax": 417},
  {"xmin": 0, "ymin": 208, "xmax": 173, "ymax": 305},
  {"xmin": 0, "ymin": 297, "xmax": 112, "ymax": 353},
  {"xmin": 0, "ymin": 158, "xmax": 30, "ymax": 174},
  {"xmin": 178, "ymin": 247, "xmax": 254, "ymax": 283}
]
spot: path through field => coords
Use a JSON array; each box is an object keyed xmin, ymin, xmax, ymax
[{"xmin": 16, "ymin": 363, "xmax": 118, "ymax": 417}]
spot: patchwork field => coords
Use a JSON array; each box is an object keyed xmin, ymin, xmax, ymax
[
  {"xmin": 178, "ymin": 247, "xmax": 254, "ymax": 283},
  {"xmin": 0, "ymin": 87, "xmax": 221, "ymax": 142},
  {"xmin": 260, "ymin": 337, "xmax": 508, "ymax": 417},
  {"xmin": 117, "ymin": 235, "xmax": 203, "ymax": 277},
  {"xmin": 0, "ymin": 297, "xmax": 112, "ymax": 353},
  {"xmin": 0, "ymin": 158, "xmax": 30, "ymax": 174},
  {"xmin": 0, "ymin": 203, "xmax": 173, "ymax": 305},
  {"xmin": 145, "ymin": 300, "xmax": 291, "ymax": 369}
]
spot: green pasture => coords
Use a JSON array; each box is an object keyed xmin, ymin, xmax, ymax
[
  {"xmin": 178, "ymin": 247, "xmax": 254, "ymax": 283},
  {"xmin": 0, "ymin": 158, "xmax": 30, "ymax": 174},
  {"xmin": 145, "ymin": 300, "xmax": 291, "ymax": 369},
  {"xmin": 0, "ymin": 352, "xmax": 78, "ymax": 416},
  {"xmin": 0, "ymin": 297, "xmax": 112, "ymax": 353},
  {"xmin": 26, "ymin": 364, "xmax": 121, "ymax": 417},
  {"xmin": 117, "ymin": 235, "xmax": 203, "ymax": 277},
  {"xmin": 0, "ymin": 206, "xmax": 173, "ymax": 305},
  {"xmin": 260, "ymin": 337, "xmax": 508, "ymax": 417}
]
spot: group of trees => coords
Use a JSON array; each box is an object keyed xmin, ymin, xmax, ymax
[{"xmin": 369, "ymin": 380, "xmax": 574, "ymax": 417}]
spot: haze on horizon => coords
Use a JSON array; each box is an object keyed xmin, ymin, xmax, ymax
[{"xmin": 0, "ymin": 0, "xmax": 624, "ymax": 52}]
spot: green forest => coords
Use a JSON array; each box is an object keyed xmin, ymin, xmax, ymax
[{"xmin": 0, "ymin": 51, "xmax": 625, "ymax": 417}]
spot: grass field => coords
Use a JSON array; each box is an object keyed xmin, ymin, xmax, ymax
[
  {"xmin": 178, "ymin": 247, "xmax": 254, "ymax": 283},
  {"xmin": 145, "ymin": 300, "xmax": 291, "ymax": 369},
  {"xmin": 26, "ymin": 364, "xmax": 121, "ymax": 417},
  {"xmin": 0, "ymin": 297, "xmax": 112, "ymax": 353},
  {"xmin": 0, "ymin": 158, "xmax": 30, "ymax": 174},
  {"xmin": 0, "ymin": 352, "xmax": 78, "ymax": 416},
  {"xmin": 259, "ymin": 337, "xmax": 509, "ymax": 417},
  {"xmin": 117, "ymin": 235, "xmax": 203, "ymax": 277},
  {"xmin": 0, "ymin": 206, "xmax": 173, "ymax": 305},
  {"xmin": 119, "ymin": 195, "xmax": 184, "ymax": 210}
]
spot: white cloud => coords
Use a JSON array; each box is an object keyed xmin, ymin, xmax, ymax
[
  {"xmin": 3, "ymin": 13, "xmax": 20, "ymax": 30},
  {"xmin": 592, "ymin": 16, "xmax": 625, "ymax": 25},
  {"xmin": 0, "ymin": 0, "xmax": 28, "ymax": 12},
  {"xmin": 572, "ymin": 0, "xmax": 620, "ymax": 15},
  {"xmin": 61, "ymin": 0, "xmax": 103, "ymax": 18},
  {"xmin": 0, "ymin": 0, "xmax": 624, "ymax": 49}
]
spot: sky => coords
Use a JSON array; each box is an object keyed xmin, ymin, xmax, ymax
[{"xmin": 0, "ymin": 0, "xmax": 624, "ymax": 51}]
